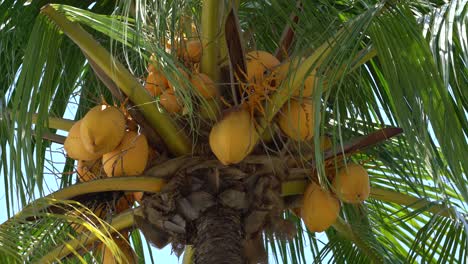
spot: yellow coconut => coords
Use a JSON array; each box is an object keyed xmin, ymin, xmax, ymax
[
  {"xmin": 294, "ymin": 75, "xmax": 315, "ymax": 97},
  {"xmin": 147, "ymin": 53, "xmax": 158, "ymax": 73},
  {"xmin": 185, "ymin": 40, "xmax": 202, "ymax": 63},
  {"xmin": 145, "ymin": 70, "xmax": 168, "ymax": 96},
  {"xmin": 160, "ymin": 90, "xmax": 183, "ymax": 113},
  {"xmin": 102, "ymin": 131, "xmax": 149, "ymax": 177},
  {"xmin": 64, "ymin": 120, "xmax": 101, "ymax": 161},
  {"xmin": 245, "ymin": 51, "xmax": 280, "ymax": 84},
  {"xmin": 301, "ymin": 182, "xmax": 340, "ymax": 232},
  {"xmin": 191, "ymin": 73, "xmax": 218, "ymax": 99},
  {"xmin": 80, "ymin": 105, "xmax": 126, "ymax": 155},
  {"xmin": 277, "ymin": 100, "xmax": 315, "ymax": 141},
  {"xmin": 246, "ymin": 50, "xmax": 280, "ymax": 70},
  {"xmin": 77, "ymin": 159, "xmax": 103, "ymax": 182},
  {"xmin": 332, "ymin": 163, "xmax": 370, "ymax": 203},
  {"xmin": 209, "ymin": 108, "xmax": 258, "ymax": 165}
]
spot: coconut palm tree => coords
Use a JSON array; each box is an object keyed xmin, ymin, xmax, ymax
[{"xmin": 0, "ymin": 0, "xmax": 467, "ymax": 263}]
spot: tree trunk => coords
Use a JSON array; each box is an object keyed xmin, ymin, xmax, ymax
[{"xmin": 193, "ymin": 206, "xmax": 245, "ymax": 264}]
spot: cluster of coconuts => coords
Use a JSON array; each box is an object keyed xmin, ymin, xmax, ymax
[
  {"xmin": 209, "ymin": 51, "xmax": 318, "ymax": 165},
  {"xmin": 144, "ymin": 39, "xmax": 218, "ymax": 114},
  {"xmin": 300, "ymin": 162, "xmax": 370, "ymax": 232},
  {"xmin": 64, "ymin": 104, "xmax": 149, "ymax": 180}
]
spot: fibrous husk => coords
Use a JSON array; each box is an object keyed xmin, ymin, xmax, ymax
[
  {"xmin": 209, "ymin": 108, "xmax": 258, "ymax": 165},
  {"xmin": 64, "ymin": 120, "xmax": 102, "ymax": 161},
  {"xmin": 301, "ymin": 182, "xmax": 340, "ymax": 232},
  {"xmin": 332, "ymin": 163, "xmax": 370, "ymax": 203},
  {"xmin": 191, "ymin": 73, "xmax": 218, "ymax": 99},
  {"xmin": 80, "ymin": 105, "xmax": 126, "ymax": 155},
  {"xmin": 102, "ymin": 131, "xmax": 149, "ymax": 177},
  {"xmin": 277, "ymin": 100, "xmax": 316, "ymax": 141}
]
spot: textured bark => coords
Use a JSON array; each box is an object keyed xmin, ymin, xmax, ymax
[{"xmin": 194, "ymin": 206, "xmax": 245, "ymax": 264}]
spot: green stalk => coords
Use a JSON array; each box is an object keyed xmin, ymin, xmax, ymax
[
  {"xmin": 182, "ymin": 245, "xmax": 195, "ymax": 264},
  {"xmin": 5, "ymin": 111, "xmax": 75, "ymax": 131},
  {"xmin": 332, "ymin": 217, "xmax": 384, "ymax": 263},
  {"xmin": 41, "ymin": 5, "xmax": 191, "ymax": 156},
  {"xmin": 16, "ymin": 177, "xmax": 165, "ymax": 219},
  {"xmin": 39, "ymin": 207, "xmax": 140, "ymax": 263},
  {"xmin": 32, "ymin": 113, "xmax": 75, "ymax": 131},
  {"xmin": 281, "ymin": 180, "xmax": 454, "ymax": 218},
  {"xmin": 200, "ymin": 0, "xmax": 221, "ymax": 81}
]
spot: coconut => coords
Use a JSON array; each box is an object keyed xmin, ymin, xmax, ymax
[
  {"xmin": 160, "ymin": 90, "xmax": 182, "ymax": 113},
  {"xmin": 80, "ymin": 105, "xmax": 126, "ymax": 155},
  {"xmin": 209, "ymin": 108, "xmax": 258, "ymax": 165},
  {"xmin": 293, "ymin": 74, "xmax": 315, "ymax": 97},
  {"xmin": 332, "ymin": 163, "xmax": 370, "ymax": 203},
  {"xmin": 277, "ymin": 100, "xmax": 315, "ymax": 141},
  {"xmin": 102, "ymin": 131, "xmax": 149, "ymax": 177},
  {"xmin": 145, "ymin": 70, "xmax": 168, "ymax": 96},
  {"xmin": 246, "ymin": 50, "xmax": 280, "ymax": 70},
  {"xmin": 191, "ymin": 73, "xmax": 218, "ymax": 99},
  {"xmin": 147, "ymin": 53, "xmax": 158, "ymax": 73},
  {"xmin": 301, "ymin": 182, "xmax": 340, "ymax": 232},
  {"xmin": 246, "ymin": 51, "xmax": 280, "ymax": 84},
  {"xmin": 64, "ymin": 120, "xmax": 101, "ymax": 161},
  {"xmin": 77, "ymin": 159, "xmax": 103, "ymax": 182},
  {"xmin": 185, "ymin": 40, "xmax": 202, "ymax": 63}
]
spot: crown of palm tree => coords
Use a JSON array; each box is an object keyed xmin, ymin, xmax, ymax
[{"xmin": 0, "ymin": 0, "xmax": 467, "ymax": 263}]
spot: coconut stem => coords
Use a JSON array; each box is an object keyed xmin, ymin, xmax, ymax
[
  {"xmin": 5, "ymin": 111, "xmax": 75, "ymax": 131},
  {"xmin": 40, "ymin": 5, "xmax": 192, "ymax": 156},
  {"xmin": 15, "ymin": 177, "xmax": 165, "ymax": 219},
  {"xmin": 182, "ymin": 245, "xmax": 195, "ymax": 264}
]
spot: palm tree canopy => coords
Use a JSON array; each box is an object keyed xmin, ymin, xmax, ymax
[{"xmin": 0, "ymin": 0, "xmax": 467, "ymax": 263}]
